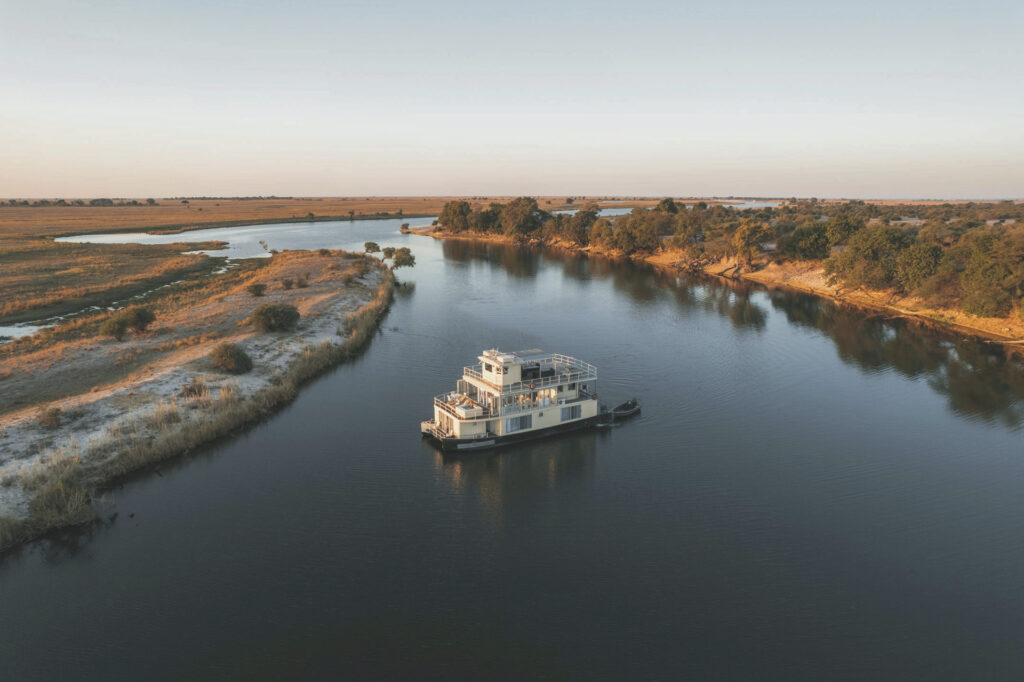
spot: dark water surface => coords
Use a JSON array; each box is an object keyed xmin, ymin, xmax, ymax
[{"xmin": 4, "ymin": 218, "xmax": 1024, "ymax": 680}]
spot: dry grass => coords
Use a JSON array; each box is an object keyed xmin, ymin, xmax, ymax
[
  {"xmin": 0, "ymin": 237, "xmax": 222, "ymax": 323},
  {"xmin": 0, "ymin": 267, "xmax": 396, "ymax": 555}
]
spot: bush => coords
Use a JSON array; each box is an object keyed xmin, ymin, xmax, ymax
[
  {"xmin": 246, "ymin": 283, "xmax": 267, "ymax": 297},
  {"xmin": 281, "ymin": 278, "xmax": 294, "ymax": 290},
  {"xmin": 318, "ymin": 248, "xmax": 331, "ymax": 256},
  {"xmin": 252, "ymin": 303, "xmax": 300, "ymax": 332},
  {"xmin": 210, "ymin": 342, "xmax": 253, "ymax": 374},
  {"xmin": 364, "ymin": 241, "xmax": 380, "ymax": 253},
  {"xmin": 100, "ymin": 315, "xmax": 130, "ymax": 340},
  {"xmin": 296, "ymin": 273, "xmax": 310, "ymax": 288},
  {"xmin": 125, "ymin": 307, "xmax": 156, "ymax": 332},
  {"xmin": 352, "ymin": 259, "xmax": 371, "ymax": 276},
  {"xmin": 39, "ymin": 407, "xmax": 62, "ymax": 430},
  {"xmin": 180, "ymin": 377, "xmax": 207, "ymax": 398}
]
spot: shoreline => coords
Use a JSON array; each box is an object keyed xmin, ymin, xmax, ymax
[
  {"xmin": 412, "ymin": 227, "xmax": 1024, "ymax": 349},
  {"xmin": 0, "ymin": 251, "xmax": 397, "ymax": 555}
]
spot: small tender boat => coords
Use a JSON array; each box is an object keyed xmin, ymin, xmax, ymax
[
  {"xmin": 610, "ymin": 398, "xmax": 641, "ymax": 419},
  {"xmin": 596, "ymin": 399, "xmax": 641, "ymax": 427}
]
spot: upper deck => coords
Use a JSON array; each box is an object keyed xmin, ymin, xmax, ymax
[{"xmin": 462, "ymin": 349, "xmax": 597, "ymax": 396}]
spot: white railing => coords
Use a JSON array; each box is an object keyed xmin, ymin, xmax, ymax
[{"xmin": 461, "ymin": 355, "xmax": 598, "ymax": 396}]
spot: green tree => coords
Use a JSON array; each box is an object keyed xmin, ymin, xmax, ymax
[
  {"xmin": 896, "ymin": 244, "xmax": 942, "ymax": 292},
  {"xmin": 825, "ymin": 225, "xmax": 913, "ymax": 290},
  {"xmin": 782, "ymin": 225, "xmax": 829, "ymax": 260},
  {"xmin": 382, "ymin": 246, "xmax": 396, "ymax": 259},
  {"xmin": 731, "ymin": 218, "xmax": 773, "ymax": 266},
  {"xmin": 656, "ymin": 198, "xmax": 679, "ymax": 214},
  {"xmin": 438, "ymin": 200, "xmax": 471, "ymax": 232},
  {"xmin": 391, "ymin": 247, "xmax": 416, "ymax": 270},
  {"xmin": 364, "ymin": 241, "xmax": 380, "ymax": 253},
  {"xmin": 500, "ymin": 197, "xmax": 545, "ymax": 238}
]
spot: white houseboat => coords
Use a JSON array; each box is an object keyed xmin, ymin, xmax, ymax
[{"xmin": 422, "ymin": 349, "xmax": 601, "ymax": 451}]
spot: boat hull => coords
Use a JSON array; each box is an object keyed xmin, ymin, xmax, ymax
[{"xmin": 423, "ymin": 416, "xmax": 600, "ymax": 452}]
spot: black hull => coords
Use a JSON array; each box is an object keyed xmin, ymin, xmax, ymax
[{"xmin": 424, "ymin": 416, "xmax": 599, "ymax": 452}]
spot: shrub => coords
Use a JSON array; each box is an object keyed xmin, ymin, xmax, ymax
[
  {"xmin": 252, "ymin": 303, "xmax": 300, "ymax": 332},
  {"xmin": 100, "ymin": 315, "xmax": 130, "ymax": 340},
  {"xmin": 382, "ymin": 247, "xmax": 395, "ymax": 259},
  {"xmin": 364, "ymin": 241, "xmax": 380, "ymax": 253},
  {"xmin": 180, "ymin": 377, "xmax": 207, "ymax": 398},
  {"xmin": 125, "ymin": 307, "xmax": 155, "ymax": 332},
  {"xmin": 39, "ymin": 407, "xmax": 62, "ymax": 430},
  {"xmin": 210, "ymin": 342, "xmax": 253, "ymax": 374},
  {"xmin": 281, "ymin": 278, "xmax": 294, "ymax": 290},
  {"xmin": 246, "ymin": 283, "xmax": 267, "ymax": 297},
  {"xmin": 353, "ymin": 259, "xmax": 371, "ymax": 276},
  {"xmin": 318, "ymin": 248, "xmax": 331, "ymax": 256},
  {"xmin": 296, "ymin": 272, "xmax": 310, "ymax": 288}
]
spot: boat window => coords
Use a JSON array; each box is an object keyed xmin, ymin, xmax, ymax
[
  {"xmin": 484, "ymin": 363, "xmax": 492, "ymax": 372},
  {"xmin": 560, "ymin": 405, "xmax": 582, "ymax": 421},
  {"xmin": 557, "ymin": 385, "xmax": 563, "ymax": 392},
  {"xmin": 568, "ymin": 383, "xmax": 576, "ymax": 390},
  {"xmin": 505, "ymin": 415, "xmax": 532, "ymax": 432}
]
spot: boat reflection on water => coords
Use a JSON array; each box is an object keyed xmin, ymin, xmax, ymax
[{"xmin": 425, "ymin": 431, "xmax": 601, "ymax": 524}]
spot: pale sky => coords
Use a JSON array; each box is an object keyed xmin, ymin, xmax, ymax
[{"xmin": 1, "ymin": 0, "xmax": 1021, "ymax": 199}]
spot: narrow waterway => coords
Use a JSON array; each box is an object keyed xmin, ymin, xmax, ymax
[{"xmin": 4, "ymin": 216, "xmax": 1024, "ymax": 680}]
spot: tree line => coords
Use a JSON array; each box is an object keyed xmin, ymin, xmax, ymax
[{"xmin": 436, "ymin": 197, "xmax": 1024, "ymax": 319}]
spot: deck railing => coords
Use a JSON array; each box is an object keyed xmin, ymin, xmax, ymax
[{"xmin": 462, "ymin": 355, "xmax": 598, "ymax": 396}]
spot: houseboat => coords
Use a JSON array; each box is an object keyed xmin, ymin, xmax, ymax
[{"xmin": 422, "ymin": 349, "xmax": 601, "ymax": 451}]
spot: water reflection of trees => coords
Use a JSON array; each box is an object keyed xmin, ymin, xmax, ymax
[
  {"xmin": 427, "ymin": 433, "xmax": 599, "ymax": 522},
  {"xmin": 768, "ymin": 291, "xmax": 1024, "ymax": 427},
  {"xmin": 442, "ymin": 238, "xmax": 1024, "ymax": 427}
]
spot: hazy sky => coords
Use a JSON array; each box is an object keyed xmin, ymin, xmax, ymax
[{"xmin": 2, "ymin": 0, "xmax": 1021, "ymax": 198}]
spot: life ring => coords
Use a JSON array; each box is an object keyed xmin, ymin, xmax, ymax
[{"xmin": 529, "ymin": 381, "xmax": 536, "ymax": 390}]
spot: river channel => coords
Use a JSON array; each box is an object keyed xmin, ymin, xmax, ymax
[{"xmin": 4, "ymin": 215, "xmax": 1024, "ymax": 680}]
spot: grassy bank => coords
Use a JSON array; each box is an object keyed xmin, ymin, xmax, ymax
[{"xmin": 0, "ymin": 267, "xmax": 395, "ymax": 555}]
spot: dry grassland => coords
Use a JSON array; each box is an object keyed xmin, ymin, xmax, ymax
[{"xmin": 0, "ymin": 238, "xmax": 224, "ymax": 324}]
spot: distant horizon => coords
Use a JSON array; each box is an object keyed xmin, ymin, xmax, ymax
[
  {"xmin": 2, "ymin": 0, "xmax": 1021, "ymax": 199},
  {"xmin": 3, "ymin": 194, "xmax": 1022, "ymax": 203}
]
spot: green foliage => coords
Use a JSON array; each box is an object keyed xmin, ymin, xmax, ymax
[
  {"xmin": 382, "ymin": 247, "xmax": 396, "ymax": 259},
  {"xmin": 124, "ymin": 307, "xmax": 155, "ymax": 332},
  {"xmin": 246, "ymin": 283, "xmax": 267, "ymax": 297},
  {"xmin": 656, "ymin": 198, "xmax": 679, "ymax": 214},
  {"xmin": 825, "ymin": 225, "xmax": 914, "ymax": 290},
  {"xmin": 731, "ymin": 218, "xmax": 773, "ymax": 265},
  {"xmin": 782, "ymin": 225, "xmax": 829, "ymax": 260},
  {"xmin": 824, "ymin": 213, "xmax": 866, "ymax": 246},
  {"xmin": 210, "ymin": 342, "xmax": 253, "ymax": 374},
  {"xmin": 391, "ymin": 247, "xmax": 416, "ymax": 270},
  {"xmin": 438, "ymin": 200, "xmax": 472, "ymax": 232},
  {"xmin": 99, "ymin": 314, "xmax": 130, "ymax": 340},
  {"xmin": 364, "ymin": 241, "xmax": 381, "ymax": 253},
  {"xmin": 252, "ymin": 303, "xmax": 300, "ymax": 332},
  {"xmin": 501, "ymin": 197, "xmax": 546, "ymax": 238},
  {"xmin": 896, "ymin": 244, "xmax": 942, "ymax": 292}
]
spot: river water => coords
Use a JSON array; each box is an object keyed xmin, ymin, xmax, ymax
[{"xmin": 5, "ymin": 217, "xmax": 1024, "ymax": 680}]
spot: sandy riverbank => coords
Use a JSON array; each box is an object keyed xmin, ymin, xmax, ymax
[
  {"xmin": 413, "ymin": 228, "xmax": 1024, "ymax": 347},
  {"xmin": 0, "ymin": 249, "xmax": 396, "ymax": 552}
]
